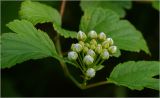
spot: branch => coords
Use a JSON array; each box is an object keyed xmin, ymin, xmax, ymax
[{"xmin": 60, "ymin": 0, "xmax": 66, "ymax": 17}]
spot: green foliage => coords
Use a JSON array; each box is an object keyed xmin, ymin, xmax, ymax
[
  {"xmin": 80, "ymin": 8, "xmax": 149, "ymax": 54},
  {"xmin": 1, "ymin": 0, "xmax": 159, "ymax": 92},
  {"xmin": 152, "ymin": 1, "xmax": 160, "ymax": 11},
  {"xmin": 53, "ymin": 23, "xmax": 77, "ymax": 38},
  {"xmin": 80, "ymin": 1, "xmax": 132, "ymax": 17},
  {"xmin": 108, "ymin": 61, "xmax": 160, "ymax": 90},
  {"xmin": 19, "ymin": 0, "xmax": 61, "ymax": 25},
  {"xmin": 1, "ymin": 20, "xmax": 58, "ymax": 68},
  {"xmin": 19, "ymin": 0, "xmax": 76, "ymax": 39}
]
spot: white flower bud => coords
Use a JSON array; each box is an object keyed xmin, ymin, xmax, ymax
[
  {"xmin": 88, "ymin": 30, "xmax": 97, "ymax": 39},
  {"xmin": 102, "ymin": 40, "xmax": 110, "ymax": 49},
  {"xmin": 106, "ymin": 38, "xmax": 114, "ymax": 46},
  {"xmin": 95, "ymin": 44, "xmax": 102, "ymax": 54},
  {"xmin": 98, "ymin": 32, "xmax": 106, "ymax": 41},
  {"xmin": 77, "ymin": 30, "xmax": 87, "ymax": 41},
  {"xmin": 100, "ymin": 49, "xmax": 110, "ymax": 60},
  {"xmin": 87, "ymin": 49, "xmax": 96, "ymax": 58},
  {"xmin": 86, "ymin": 68, "xmax": 96, "ymax": 78},
  {"xmin": 68, "ymin": 51, "xmax": 78, "ymax": 60},
  {"xmin": 71, "ymin": 43, "xmax": 82, "ymax": 53},
  {"xmin": 108, "ymin": 46, "xmax": 117, "ymax": 54},
  {"xmin": 83, "ymin": 55, "xmax": 94, "ymax": 65}
]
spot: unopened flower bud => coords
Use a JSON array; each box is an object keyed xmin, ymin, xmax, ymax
[
  {"xmin": 108, "ymin": 46, "xmax": 117, "ymax": 54},
  {"xmin": 98, "ymin": 32, "xmax": 106, "ymax": 41},
  {"xmin": 79, "ymin": 41, "xmax": 84, "ymax": 48},
  {"xmin": 77, "ymin": 30, "xmax": 87, "ymax": 41},
  {"xmin": 85, "ymin": 43, "xmax": 90, "ymax": 48},
  {"xmin": 68, "ymin": 51, "xmax": 78, "ymax": 60},
  {"xmin": 90, "ymin": 44, "xmax": 96, "ymax": 50},
  {"xmin": 102, "ymin": 40, "xmax": 110, "ymax": 49},
  {"xmin": 87, "ymin": 49, "xmax": 96, "ymax": 58},
  {"xmin": 83, "ymin": 46, "xmax": 89, "ymax": 54},
  {"xmin": 106, "ymin": 38, "xmax": 114, "ymax": 45},
  {"xmin": 71, "ymin": 43, "xmax": 82, "ymax": 53},
  {"xmin": 100, "ymin": 49, "xmax": 110, "ymax": 60},
  {"xmin": 88, "ymin": 30, "xmax": 97, "ymax": 39},
  {"xmin": 86, "ymin": 68, "xmax": 96, "ymax": 78},
  {"xmin": 95, "ymin": 44, "xmax": 102, "ymax": 54},
  {"xmin": 90, "ymin": 39, "xmax": 97, "ymax": 46},
  {"xmin": 83, "ymin": 55, "xmax": 94, "ymax": 65}
]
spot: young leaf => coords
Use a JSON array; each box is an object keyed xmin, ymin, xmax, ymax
[
  {"xmin": 1, "ymin": 20, "xmax": 59, "ymax": 68},
  {"xmin": 53, "ymin": 23, "xmax": 77, "ymax": 39},
  {"xmin": 80, "ymin": 1, "xmax": 132, "ymax": 17},
  {"xmin": 80, "ymin": 8, "xmax": 149, "ymax": 54},
  {"xmin": 108, "ymin": 61, "xmax": 160, "ymax": 90},
  {"xmin": 19, "ymin": 0, "xmax": 61, "ymax": 25}
]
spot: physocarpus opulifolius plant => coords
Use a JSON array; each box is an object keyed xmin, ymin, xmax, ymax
[{"xmin": 67, "ymin": 30, "xmax": 117, "ymax": 85}]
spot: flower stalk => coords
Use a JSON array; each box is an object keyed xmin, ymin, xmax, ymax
[{"xmin": 55, "ymin": 0, "xmax": 117, "ymax": 89}]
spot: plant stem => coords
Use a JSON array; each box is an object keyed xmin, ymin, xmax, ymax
[
  {"xmin": 56, "ymin": 0, "xmax": 66, "ymax": 74},
  {"xmin": 60, "ymin": 0, "xmax": 66, "ymax": 17},
  {"xmin": 94, "ymin": 55, "xmax": 101, "ymax": 65},
  {"xmin": 75, "ymin": 60, "xmax": 85, "ymax": 75},
  {"xmin": 55, "ymin": 0, "xmax": 83, "ymax": 89},
  {"xmin": 78, "ymin": 53, "xmax": 86, "ymax": 70},
  {"xmin": 82, "ymin": 81, "xmax": 110, "ymax": 89},
  {"xmin": 56, "ymin": 0, "xmax": 66, "ymax": 56}
]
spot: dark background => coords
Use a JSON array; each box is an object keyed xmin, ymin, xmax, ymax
[{"xmin": 1, "ymin": 1, "xmax": 159, "ymax": 97}]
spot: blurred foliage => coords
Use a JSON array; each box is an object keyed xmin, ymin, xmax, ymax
[
  {"xmin": 1, "ymin": 1, "xmax": 159, "ymax": 97},
  {"xmin": 152, "ymin": 0, "xmax": 160, "ymax": 11}
]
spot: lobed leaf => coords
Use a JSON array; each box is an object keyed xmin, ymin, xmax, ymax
[
  {"xmin": 80, "ymin": 1, "xmax": 132, "ymax": 17},
  {"xmin": 1, "ymin": 20, "xmax": 59, "ymax": 68},
  {"xmin": 108, "ymin": 61, "xmax": 160, "ymax": 90},
  {"xmin": 19, "ymin": 0, "xmax": 77, "ymax": 39},
  {"xmin": 53, "ymin": 23, "xmax": 77, "ymax": 39},
  {"xmin": 19, "ymin": 0, "xmax": 61, "ymax": 25},
  {"xmin": 80, "ymin": 8, "xmax": 150, "ymax": 54}
]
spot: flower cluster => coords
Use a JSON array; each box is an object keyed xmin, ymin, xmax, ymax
[{"xmin": 68, "ymin": 30, "xmax": 117, "ymax": 80}]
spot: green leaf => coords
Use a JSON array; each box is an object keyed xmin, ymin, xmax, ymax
[
  {"xmin": 108, "ymin": 61, "xmax": 160, "ymax": 90},
  {"xmin": 53, "ymin": 23, "xmax": 77, "ymax": 39},
  {"xmin": 19, "ymin": 0, "xmax": 61, "ymax": 25},
  {"xmin": 1, "ymin": 20, "xmax": 59, "ymax": 68},
  {"xmin": 80, "ymin": 8, "xmax": 149, "ymax": 54},
  {"xmin": 152, "ymin": 1, "xmax": 160, "ymax": 11},
  {"xmin": 80, "ymin": 1, "xmax": 132, "ymax": 17}
]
